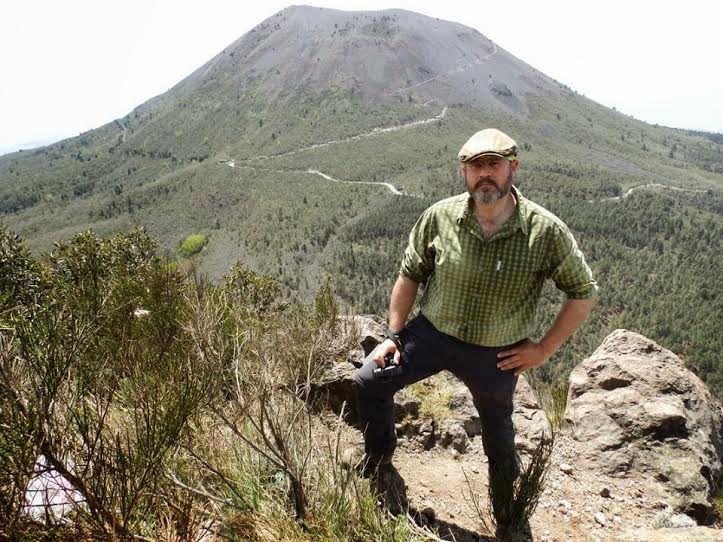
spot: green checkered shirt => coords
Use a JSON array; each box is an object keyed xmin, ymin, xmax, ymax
[{"xmin": 399, "ymin": 186, "xmax": 598, "ymax": 346}]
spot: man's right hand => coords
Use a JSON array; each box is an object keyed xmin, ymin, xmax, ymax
[{"xmin": 372, "ymin": 338, "xmax": 401, "ymax": 368}]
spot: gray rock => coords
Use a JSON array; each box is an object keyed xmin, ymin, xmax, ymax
[
  {"xmin": 351, "ymin": 314, "xmax": 386, "ymax": 356},
  {"xmin": 341, "ymin": 315, "xmax": 386, "ymax": 366},
  {"xmin": 653, "ymin": 505, "xmax": 698, "ymax": 528},
  {"xmin": 438, "ymin": 419, "xmax": 469, "ymax": 453},
  {"xmin": 311, "ymin": 360, "xmax": 358, "ymax": 419},
  {"xmin": 346, "ymin": 348, "xmax": 366, "ymax": 368},
  {"xmin": 565, "ymin": 329, "xmax": 723, "ymax": 524},
  {"xmin": 417, "ymin": 432, "xmax": 435, "ymax": 450},
  {"xmin": 394, "ymin": 390, "xmax": 422, "ymax": 421},
  {"xmin": 413, "ymin": 418, "xmax": 436, "ymax": 449}
]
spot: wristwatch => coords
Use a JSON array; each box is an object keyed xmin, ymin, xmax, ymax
[{"xmin": 385, "ymin": 327, "xmax": 402, "ymax": 348}]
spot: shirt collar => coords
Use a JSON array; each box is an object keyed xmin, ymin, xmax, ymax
[{"xmin": 456, "ymin": 185, "xmax": 529, "ymax": 236}]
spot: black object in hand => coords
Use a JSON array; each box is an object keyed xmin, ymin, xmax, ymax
[{"xmin": 373, "ymin": 352, "xmax": 404, "ymax": 381}]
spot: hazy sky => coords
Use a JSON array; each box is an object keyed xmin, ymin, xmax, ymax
[{"xmin": 2, "ymin": 0, "xmax": 721, "ymax": 155}]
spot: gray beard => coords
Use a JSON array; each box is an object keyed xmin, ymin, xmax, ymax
[
  {"xmin": 470, "ymin": 179, "xmax": 511, "ymax": 204},
  {"xmin": 472, "ymin": 188, "xmax": 506, "ymax": 204}
]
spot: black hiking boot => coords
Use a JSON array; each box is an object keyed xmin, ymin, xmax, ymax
[
  {"xmin": 340, "ymin": 445, "xmax": 407, "ymax": 514},
  {"xmin": 372, "ymin": 463, "xmax": 408, "ymax": 515}
]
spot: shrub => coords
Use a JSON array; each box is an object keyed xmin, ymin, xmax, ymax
[
  {"xmin": 0, "ymin": 227, "xmax": 423, "ymax": 541},
  {"xmin": 178, "ymin": 234, "xmax": 207, "ymax": 258}
]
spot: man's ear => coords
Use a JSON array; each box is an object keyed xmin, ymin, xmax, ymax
[{"xmin": 510, "ymin": 160, "xmax": 520, "ymax": 174}]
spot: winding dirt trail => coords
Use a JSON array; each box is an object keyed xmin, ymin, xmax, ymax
[
  {"xmin": 230, "ymin": 45, "xmax": 505, "ymax": 195},
  {"xmin": 229, "ymin": 104, "xmax": 449, "ymax": 197},
  {"xmin": 601, "ymin": 183, "xmax": 707, "ymax": 202},
  {"xmin": 307, "ymin": 169, "xmax": 425, "ymax": 198},
  {"xmin": 247, "ymin": 106, "xmax": 447, "ymax": 162},
  {"xmin": 307, "ymin": 169, "xmax": 402, "ymax": 195},
  {"xmin": 235, "ymin": 164, "xmax": 423, "ymax": 198}
]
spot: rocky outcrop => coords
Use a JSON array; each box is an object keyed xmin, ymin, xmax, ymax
[
  {"xmin": 511, "ymin": 376, "xmax": 551, "ymax": 453},
  {"xmin": 354, "ymin": 315, "xmax": 387, "ymax": 355},
  {"xmin": 565, "ymin": 329, "xmax": 723, "ymax": 524},
  {"xmin": 313, "ymin": 359, "xmax": 358, "ymax": 418},
  {"xmin": 317, "ymin": 319, "xmax": 723, "ymax": 527}
]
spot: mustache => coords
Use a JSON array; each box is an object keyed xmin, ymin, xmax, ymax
[{"xmin": 474, "ymin": 178, "xmax": 498, "ymax": 190}]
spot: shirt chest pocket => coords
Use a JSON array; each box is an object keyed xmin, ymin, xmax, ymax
[{"xmin": 484, "ymin": 241, "xmax": 545, "ymax": 296}]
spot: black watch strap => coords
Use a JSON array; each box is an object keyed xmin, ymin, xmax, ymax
[{"xmin": 385, "ymin": 328, "xmax": 402, "ymax": 348}]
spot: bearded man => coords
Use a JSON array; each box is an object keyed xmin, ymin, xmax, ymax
[{"xmin": 350, "ymin": 128, "xmax": 598, "ymax": 534}]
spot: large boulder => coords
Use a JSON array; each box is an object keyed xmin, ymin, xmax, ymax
[
  {"xmin": 312, "ymin": 315, "xmax": 386, "ymax": 421},
  {"xmin": 565, "ymin": 329, "xmax": 723, "ymax": 524},
  {"xmin": 311, "ymin": 315, "xmax": 383, "ymax": 419},
  {"xmin": 312, "ymin": 360, "xmax": 359, "ymax": 420}
]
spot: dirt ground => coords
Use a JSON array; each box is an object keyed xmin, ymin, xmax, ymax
[{"xmin": 325, "ymin": 413, "xmax": 723, "ymax": 542}]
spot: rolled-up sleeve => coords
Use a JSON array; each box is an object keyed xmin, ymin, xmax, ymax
[
  {"xmin": 399, "ymin": 209, "xmax": 436, "ymax": 283},
  {"xmin": 548, "ymin": 227, "xmax": 598, "ymax": 299}
]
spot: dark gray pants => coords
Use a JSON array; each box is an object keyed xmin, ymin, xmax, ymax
[{"xmin": 353, "ymin": 314, "xmax": 522, "ymax": 478}]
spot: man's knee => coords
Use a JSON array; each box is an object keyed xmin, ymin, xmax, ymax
[
  {"xmin": 353, "ymin": 358, "xmax": 376, "ymax": 393},
  {"xmin": 353, "ymin": 358, "xmax": 394, "ymax": 400}
]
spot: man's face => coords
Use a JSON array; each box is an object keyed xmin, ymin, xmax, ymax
[{"xmin": 463, "ymin": 155, "xmax": 517, "ymax": 204}]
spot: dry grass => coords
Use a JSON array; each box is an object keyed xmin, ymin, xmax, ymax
[{"xmin": 405, "ymin": 373, "xmax": 455, "ymax": 422}]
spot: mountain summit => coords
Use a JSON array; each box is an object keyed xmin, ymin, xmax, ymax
[{"xmin": 178, "ymin": 5, "xmax": 558, "ymax": 110}]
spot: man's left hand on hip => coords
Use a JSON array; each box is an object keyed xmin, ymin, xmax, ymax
[{"xmin": 496, "ymin": 339, "xmax": 552, "ymax": 376}]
